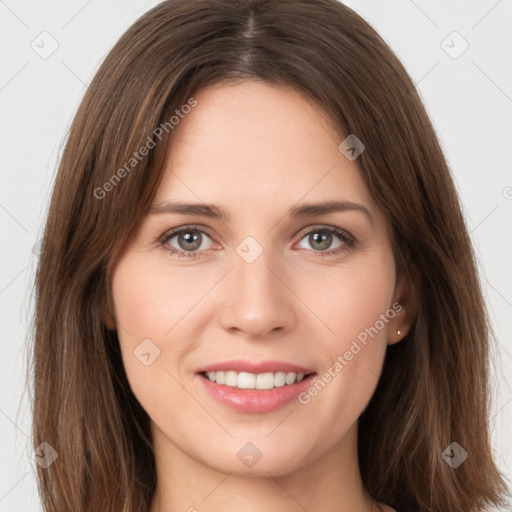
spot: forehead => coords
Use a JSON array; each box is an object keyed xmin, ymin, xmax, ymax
[{"xmin": 154, "ymin": 81, "xmax": 378, "ymax": 220}]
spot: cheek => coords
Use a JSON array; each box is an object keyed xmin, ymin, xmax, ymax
[
  {"xmin": 296, "ymin": 254, "xmax": 396, "ymax": 429},
  {"xmin": 110, "ymin": 257, "xmax": 194, "ymax": 434},
  {"xmin": 112, "ymin": 261, "xmax": 167, "ymax": 339},
  {"xmin": 111, "ymin": 255, "xmax": 183, "ymax": 387},
  {"xmin": 299, "ymin": 253, "xmax": 396, "ymax": 349}
]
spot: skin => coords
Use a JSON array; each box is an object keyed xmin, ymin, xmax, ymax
[{"xmin": 106, "ymin": 80, "xmax": 416, "ymax": 512}]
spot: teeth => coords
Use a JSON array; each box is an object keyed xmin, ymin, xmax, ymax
[
  {"xmin": 225, "ymin": 371, "xmax": 238, "ymax": 387},
  {"xmin": 274, "ymin": 371, "xmax": 286, "ymax": 387},
  {"xmin": 204, "ymin": 370, "xmax": 307, "ymax": 389},
  {"xmin": 256, "ymin": 372, "xmax": 274, "ymax": 390},
  {"xmin": 215, "ymin": 371, "xmax": 225, "ymax": 385},
  {"xmin": 238, "ymin": 372, "xmax": 256, "ymax": 389}
]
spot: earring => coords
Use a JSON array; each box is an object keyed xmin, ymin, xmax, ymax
[{"xmin": 397, "ymin": 330, "xmax": 402, "ymax": 336}]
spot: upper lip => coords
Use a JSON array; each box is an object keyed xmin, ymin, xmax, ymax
[{"xmin": 196, "ymin": 359, "xmax": 315, "ymax": 375}]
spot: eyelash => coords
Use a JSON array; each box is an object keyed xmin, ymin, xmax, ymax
[{"xmin": 158, "ymin": 225, "xmax": 356, "ymax": 259}]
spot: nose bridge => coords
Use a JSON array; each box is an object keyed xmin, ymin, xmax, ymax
[
  {"xmin": 218, "ymin": 234, "xmax": 295, "ymax": 338},
  {"xmin": 234, "ymin": 236, "xmax": 277, "ymax": 293}
]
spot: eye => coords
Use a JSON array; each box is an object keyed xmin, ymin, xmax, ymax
[
  {"xmin": 159, "ymin": 224, "xmax": 355, "ymax": 259},
  {"xmin": 160, "ymin": 226, "xmax": 216, "ymax": 258},
  {"xmin": 295, "ymin": 226, "xmax": 355, "ymax": 256}
]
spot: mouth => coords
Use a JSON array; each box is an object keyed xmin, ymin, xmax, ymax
[
  {"xmin": 199, "ymin": 370, "xmax": 316, "ymax": 390},
  {"xmin": 195, "ymin": 362, "xmax": 317, "ymax": 413}
]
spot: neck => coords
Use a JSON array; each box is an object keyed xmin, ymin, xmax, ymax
[{"xmin": 148, "ymin": 421, "xmax": 390, "ymax": 512}]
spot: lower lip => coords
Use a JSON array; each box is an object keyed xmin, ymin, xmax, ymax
[{"xmin": 196, "ymin": 373, "xmax": 317, "ymax": 413}]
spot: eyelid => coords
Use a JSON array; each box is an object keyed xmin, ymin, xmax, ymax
[
  {"xmin": 158, "ymin": 224, "xmax": 218, "ymax": 244},
  {"xmin": 158, "ymin": 223, "xmax": 356, "ymax": 258},
  {"xmin": 294, "ymin": 223, "xmax": 352, "ymax": 241},
  {"xmin": 292, "ymin": 224, "xmax": 355, "ymax": 252}
]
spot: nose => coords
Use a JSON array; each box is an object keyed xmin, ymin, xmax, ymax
[{"xmin": 218, "ymin": 245, "xmax": 297, "ymax": 340}]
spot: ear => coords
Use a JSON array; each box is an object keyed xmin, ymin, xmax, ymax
[
  {"xmin": 101, "ymin": 287, "xmax": 117, "ymax": 331},
  {"xmin": 387, "ymin": 264, "xmax": 418, "ymax": 345},
  {"xmin": 103, "ymin": 308, "xmax": 117, "ymax": 331}
]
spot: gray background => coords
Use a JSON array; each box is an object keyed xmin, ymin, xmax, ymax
[{"xmin": 1, "ymin": 0, "xmax": 511, "ymax": 510}]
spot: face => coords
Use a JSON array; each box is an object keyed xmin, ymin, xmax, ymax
[{"xmin": 108, "ymin": 80, "xmax": 413, "ymax": 477}]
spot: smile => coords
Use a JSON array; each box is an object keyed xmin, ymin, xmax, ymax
[
  {"xmin": 202, "ymin": 370, "xmax": 310, "ymax": 389},
  {"xmin": 196, "ymin": 367, "xmax": 317, "ymax": 413}
]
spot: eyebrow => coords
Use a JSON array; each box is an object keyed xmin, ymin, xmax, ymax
[{"xmin": 149, "ymin": 200, "xmax": 373, "ymax": 224}]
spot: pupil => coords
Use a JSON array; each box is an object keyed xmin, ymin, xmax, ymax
[
  {"xmin": 311, "ymin": 232, "xmax": 331, "ymax": 250},
  {"xmin": 180, "ymin": 231, "xmax": 201, "ymax": 250}
]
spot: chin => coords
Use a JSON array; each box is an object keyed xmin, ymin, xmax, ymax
[{"xmin": 186, "ymin": 437, "xmax": 304, "ymax": 478}]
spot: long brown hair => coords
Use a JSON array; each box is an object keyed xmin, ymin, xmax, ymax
[{"xmin": 29, "ymin": 0, "xmax": 510, "ymax": 510}]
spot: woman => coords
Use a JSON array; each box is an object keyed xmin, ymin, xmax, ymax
[{"xmin": 31, "ymin": 0, "xmax": 510, "ymax": 511}]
